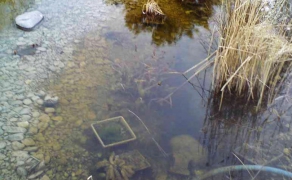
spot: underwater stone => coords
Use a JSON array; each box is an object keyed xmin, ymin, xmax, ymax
[
  {"xmin": 0, "ymin": 141, "xmax": 6, "ymax": 149},
  {"xmin": 12, "ymin": 141, "xmax": 25, "ymax": 150},
  {"xmin": 15, "ymin": 11, "xmax": 44, "ymax": 30},
  {"xmin": 44, "ymin": 95, "xmax": 59, "ymax": 107},
  {"xmin": 2, "ymin": 126, "xmax": 27, "ymax": 133},
  {"xmin": 6, "ymin": 133, "xmax": 24, "ymax": 141},
  {"xmin": 16, "ymin": 167, "xmax": 27, "ymax": 177},
  {"xmin": 169, "ymin": 135, "xmax": 207, "ymax": 176},
  {"xmin": 17, "ymin": 121, "xmax": 29, "ymax": 128},
  {"xmin": 28, "ymin": 170, "xmax": 44, "ymax": 179}
]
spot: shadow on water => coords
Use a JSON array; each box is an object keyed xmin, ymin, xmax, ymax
[{"xmin": 0, "ymin": 0, "xmax": 35, "ymax": 30}]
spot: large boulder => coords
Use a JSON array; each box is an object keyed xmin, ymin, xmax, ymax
[
  {"xmin": 169, "ymin": 135, "xmax": 207, "ymax": 176},
  {"xmin": 15, "ymin": 11, "xmax": 44, "ymax": 30}
]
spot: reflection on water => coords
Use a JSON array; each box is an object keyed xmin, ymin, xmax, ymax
[
  {"xmin": 105, "ymin": 0, "xmax": 219, "ymax": 45},
  {"xmin": 1, "ymin": 0, "xmax": 292, "ymax": 179},
  {"xmin": 0, "ymin": 0, "xmax": 34, "ymax": 30}
]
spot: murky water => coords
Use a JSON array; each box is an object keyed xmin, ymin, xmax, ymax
[{"xmin": 1, "ymin": 0, "xmax": 292, "ymax": 179}]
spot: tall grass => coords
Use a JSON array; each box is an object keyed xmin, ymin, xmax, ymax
[{"xmin": 212, "ymin": 0, "xmax": 292, "ymax": 109}]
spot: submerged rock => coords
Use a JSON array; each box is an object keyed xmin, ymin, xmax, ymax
[
  {"xmin": 169, "ymin": 135, "xmax": 207, "ymax": 176},
  {"xmin": 15, "ymin": 11, "xmax": 44, "ymax": 30}
]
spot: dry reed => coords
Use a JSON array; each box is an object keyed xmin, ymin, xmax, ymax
[
  {"xmin": 160, "ymin": 0, "xmax": 292, "ymax": 110},
  {"xmin": 211, "ymin": 0, "xmax": 292, "ymax": 109}
]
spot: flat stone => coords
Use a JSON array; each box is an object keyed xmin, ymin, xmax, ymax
[
  {"xmin": 19, "ymin": 108, "xmax": 31, "ymax": 115},
  {"xmin": 36, "ymin": 99, "xmax": 44, "ymax": 105},
  {"xmin": 12, "ymin": 141, "xmax": 25, "ymax": 150},
  {"xmin": 6, "ymin": 133, "xmax": 24, "ymax": 141},
  {"xmin": 28, "ymin": 170, "xmax": 44, "ymax": 179},
  {"xmin": 2, "ymin": 126, "xmax": 27, "ymax": 133},
  {"xmin": 169, "ymin": 135, "xmax": 207, "ymax": 176},
  {"xmin": 11, "ymin": 151, "xmax": 29, "ymax": 161},
  {"xmin": 23, "ymin": 146, "xmax": 39, "ymax": 152},
  {"xmin": 15, "ymin": 11, "xmax": 44, "ymax": 30},
  {"xmin": 29, "ymin": 127, "xmax": 38, "ymax": 134},
  {"xmin": 0, "ymin": 153, "xmax": 6, "ymax": 160},
  {"xmin": 22, "ymin": 138, "xmax": 35, "ymax": 146},
  {"xmin": 21, "ymin": 115, "xmax": 31, "ymax": 121},
  {"xmin": 17, "ymin": 167, "xmax": 27, "ymax": 177},
  {"xmin": 39, "ymin": 114, "xmax": 50, "ymax": 122},
  {"xmin": 0, "ymin": 141, "xmax": 6, "ymax": 149},
  {"xmin": 32, "ymin": 111, "xmax": 40, "ymax": 117},
  {"xmin": 45, "ymin": 108, "xmax": 55, "ymax": 113},
  {"xmin": 52, "ymin": 116, "xmax": 63, "ymax": 121},
  {"xmin": 40, "ymin": 175, "xmax": 50, "ymax": 180},
  {"xmin": 23, "ymin": 99, "xmax": 32, "ymax": 105},
  {"xmin": 17, "ymin": 121, "xmax": 29, "ymax": 128}
]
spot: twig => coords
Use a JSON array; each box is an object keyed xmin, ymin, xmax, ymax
[{"xmin": 128, "ymin": 109, "xmax": 168, "ymax": 157}]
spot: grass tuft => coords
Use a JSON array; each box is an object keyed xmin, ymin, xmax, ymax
[{"xmin": 211, "ymin": 0, "xmax": 292, "ymax": 109}]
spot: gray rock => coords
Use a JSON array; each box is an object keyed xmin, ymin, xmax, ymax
[
  {"xmin": 21, "ymin": 115, "xmax": 31, "ymax": 121},
  {"xmin": 36, "ymin": 90, "xmax": 46, "ymax": 98},
  {"xmin": 0, "ymin": 128, "xmax": 3, "ymax": 135},
  {"xmin": 16, "ymin": 167, "xmax": 27, "ymax": 177},
  {"xmin": 12, "ymin": 141, "xmax": 25, "ymax": 150},
  {"xmin": 2, "ymin": 126, "xmax": 27, "ymax": 133},
  {"xmin": 36, "ymin": 99, "xmax": 44, "ymax": 105},
  {"xmin": 15, "ymin": 11, "xmax": 44, "ymax": 30},
  {"xmin": 6, "ymin": 133, "xmax": 24, "ymax": 141},
  {"xmin": 0, "ymin": 141, "xmax": 6, "ymax": 149}
]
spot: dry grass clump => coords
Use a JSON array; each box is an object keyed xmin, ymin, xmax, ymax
[
  {"xmin": 211, "ymin": 0, "xmax": 292, "ymax": 109},
  {"xmin": 142, "ymin": 0, "xmax": 166, "ymax": 24}
]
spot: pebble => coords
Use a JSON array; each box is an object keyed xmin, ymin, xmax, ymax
[
  {"xmin": 22, "ymin": 138, "xmax": 35, "ymax": 146},
  {"xmin": 0, "ymin": 141, "xmax": 6, "ymax": 149},
  {"xmin": 16, "ymin": 167, "xmax": 27, "ymax": 177},
  {"xmin": 6, "ymin": 133, "xmax": 24, "ymax": 141},
  {"xmin": 29, "ymin": 127, "xmax": 38, "ymax": 134},
  {"xmin": 28, "ymin": 170, "xmax": 44, "ymax": 179},
  {"xmin": 12, "ymin": 141, "xmax": 25, "ymax": 150},
  {"xmin": 45, "ymin": 108, "xmax": 55, "ymax": 113},
  {"xmin": 36, "ymin": 99, "xmax": 44, "ymax": 105},
  {"xmin": 32, "ymin": 111, "xmax": 40, "ymax": 117},
  {"xmin": 19, "ymin": 108, "xmax": 31, "ymax": 115},
  {"xmin": 2, "ymin": 126, "xmax": 27, "ymax": 133},
  {"xmin": 40, "ymin": 175, "xmax": 50, "ymax": 180},
  {"xmin": 17, "ymin": 121, "xmax": 29, "ymax": 128},
  {"xmin": 23, "ymin": 99, "xmax": 32, "ymax": 105}
]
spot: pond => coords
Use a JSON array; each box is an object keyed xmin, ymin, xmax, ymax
[{"xmin": 0, "ymin": 0, "xmax": 292, "ymax": 179}]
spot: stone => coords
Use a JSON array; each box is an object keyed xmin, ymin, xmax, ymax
[
  {"xmin": 11, "ymin": 151, "xmax": 29, "ymax": 161},
  {"xmin": 19, "ymin": 108, "xmax": 31, "ymax": 115},
  {"xmin": 45, "ymin": 108, "xmax": 55, "ymax": 113},
  {"xmin": 44, "ymin": 95, "xmax": 59, "ymax": 107},
  {"xmin": 2, "ymin": 126, "xmax": 27, "ymax": 133},
  {"xmin": 39, "ymin": 114, "xmax": 50, "ymax": 122},
  {"xmin": 15, "ymin": 11, "xmax": 44, "ymax": 30},
  {"xmin": 17, "ymin": 121, "xmax": 29, "ymax": 128},
  {"xmin": 169, "ymin": 135, "xmax": 207, "ymax": 176},
  {"xmin": 21, "ymin": 115, "xmax": 31, "ymax": 121},
  {"xmin": 23, "ymin": 99, "xmax": 32, "ymax": 105},
  {"xmin": 38, "ymin": 122, "xmax": 48, "ymax": 132},
  {"xmin": 29, "ymin": 127, "xmax": 38, "ymax": 134},
  {"xmin": 36, "ymin": 99, "xmax": 44, "ymax": 105},
  {"xmin": 32, "ymin": 111, "xmax": 40, "ymax": 117},
  {"xmin": 16, "ymin": 167, "xmax": 27, "ymax": 177},
  {"xmin": 36, "ymin": 161, "xmax": 46, "ymax": 171},
  {"xmin": 0, "ymin": 153, "xmax": 6, "ymax": 160},
  {"xmin": 40, "ymin": 175, "xmax": 50, "ymax": 180},
  {"xmin": 12, "ymin": 141, "xmax": 25, "ymax": 150},
  {"xmin": 24, "ymin": 146, "xmax": 39, "ymax": 152},
  {"xmin": 36, "ymin": 90, "xmax": 46, "ymax": 98},
  {"xmin": 28, "ymin": 170, "xmax": 44, "ymax": 179},
  {"xmin": 6, "ymin": 133, "xmax": 24, "ymax": 141},
  {"xmin": 52, "ymin": 116, "xmax": 63, "ymax": 121},
  {"xmin": 0, "ymin": 141, "xmax": 6, "ymax": 149},
  {"xmin": 22, "ymin": 138, "xmax": 35, "ymax": 146}
]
